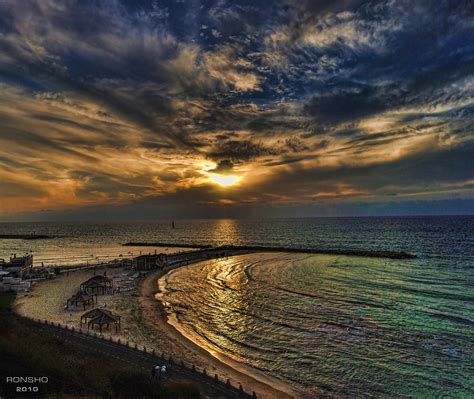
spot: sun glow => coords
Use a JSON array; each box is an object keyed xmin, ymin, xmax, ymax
[
  {"xmin": 199, "ymin": 162, "xmax": 241, "ymax": 187},
  {"xmin": 209, "ymin": 173, "xmax": 240, "ymax": 187}
]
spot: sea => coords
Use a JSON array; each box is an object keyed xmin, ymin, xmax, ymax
[{"xmin": 1, "ymin": 216, "xmax": 473, "ymax": 397}]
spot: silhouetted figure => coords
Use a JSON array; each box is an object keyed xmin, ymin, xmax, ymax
[{"xmin": 152, "ymin": 365, "xmax": 161, "ymax": 379}]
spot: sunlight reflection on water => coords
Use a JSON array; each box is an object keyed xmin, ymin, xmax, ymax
[{"xmin": 163, "ymin": 253, "xmax": 474, "ymax": 398}]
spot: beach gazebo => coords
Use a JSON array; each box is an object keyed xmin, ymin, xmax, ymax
[
  {"xmin": 80, "ymin": 275, "xmax": 113, "ymax": 295},
  {"xmin": 80, "ymin": 308, "xmax": 121, "ymax": 333},
  {"xmin": 67, "ymin": 290, "xmax": 96, "ymax": 310}
]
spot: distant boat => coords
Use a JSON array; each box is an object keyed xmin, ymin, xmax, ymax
[{"xmin": 172, "ymin": 220, "xmax": 175, "ymax": 229}]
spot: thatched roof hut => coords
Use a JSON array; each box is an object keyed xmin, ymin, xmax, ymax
[
  {"xmin": 67, "ymin": 290, "xmax": 96, "ymax": 310},
  {"xmin": 80, "ymin": 275, "xmax": 113, "ymax": 294},
  {"xmin": 80, "ymin": 308, "xmax": 121, "ymax": 333}
]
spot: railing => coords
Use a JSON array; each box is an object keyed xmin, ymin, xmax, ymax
[{"xmin": 24, "ymin": 316, "xmax": 258, "ymax": 398}]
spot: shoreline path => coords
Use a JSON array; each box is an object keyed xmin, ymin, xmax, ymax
[{"xmin": 20, "ymin": 316, "xmax": 256, "ymax": 399}]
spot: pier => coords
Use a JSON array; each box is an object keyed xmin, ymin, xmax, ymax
[{"xmin": 131, "ymin": 245, "xmax": 416, "ymax": 272}]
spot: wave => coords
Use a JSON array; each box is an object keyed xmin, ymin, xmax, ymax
[{"xmin": 158, "ymin": 251, "xmax": 474, "ymax": 398}]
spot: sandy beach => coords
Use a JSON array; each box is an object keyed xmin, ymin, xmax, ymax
[
  {"xmin": 141, "ymin": 267, "xmax": 298, "ymax": 399},
  {"xmin": 14, "ymin": 258, "xmax": 297, "ymax": 399}
]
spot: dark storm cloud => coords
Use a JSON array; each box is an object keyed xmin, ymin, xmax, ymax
[
  {"xmin": 73, "ymin": 172, "xmax": 154, "ymax": 199},
  {"xmin": 205, "ymin": 2, "xmax": 268, "ymax": 39},
  {"xmin": 285, "ymin": 137, "xmax": 309, "ymax": 153},
  {"xmin": 304, "ymin": 84, "xmax": 387, "ymax": 125},
  {"xmin": 210, "ymin": 159, "xmax": 235, "ymax": 173},
  {"xmin": 262, "ymin": 156, "xmax": 312, "ymax": 168},
  {"xmin": 290, "ymin": 1, "xmax": 474, "ymax": 129},
  {"xmin": 0, "ymin": 0, "xmax": 472, "ymax": 218},
  {"xmin": 141, "ymin": 141, "xmax": 175, "ymax": 151},
  {"xmin": 303, "ymin": 60, "xmax": 474, "ymax": 127},
  {"xmin": 0, "ymin": 123, "xmax": 99, "ymax": 164},
  {"xmin": 208, "ymin": 140, "xmax": 282, "ymax": 162},
  {"xmin": 0, "ymin": 0, "xmax": 215, "ymax": 149},
  {"xmin": 257, "ymin": 140, "xmax": 474, "ymax": 196}
]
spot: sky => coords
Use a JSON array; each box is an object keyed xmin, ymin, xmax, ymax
[{"xmin": 0, "ymin": 0, "xmax": 473, "ymax": 221}]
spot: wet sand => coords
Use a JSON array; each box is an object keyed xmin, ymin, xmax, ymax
[
  {"xmin": 141, "ymin": 267, "xmax": 297, "ymax": 399},
  {"xmin": 14, "ymin": 260, "xmax": 296, "ymax": 399}
]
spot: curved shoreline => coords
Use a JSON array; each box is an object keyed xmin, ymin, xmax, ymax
[{"xmin": 140, "ymin": 262, "xmax": 299, "ymax": 399}]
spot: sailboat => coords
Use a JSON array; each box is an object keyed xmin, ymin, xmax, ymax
[{"xmin": 172, "ymin": 220, "xmax": 175, "ymax": 229}]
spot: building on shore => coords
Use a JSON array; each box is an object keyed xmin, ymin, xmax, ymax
[
  {"xmin": 0, "ymin": 254, "xmax": 33, "ymax": 278},
  {"xmin": 0, "ymin": 270, "xmax": 32, "ymax": 292},
  {"xmin": 133, "ymin": 253, "xmax": 168, "ymax": 271}
]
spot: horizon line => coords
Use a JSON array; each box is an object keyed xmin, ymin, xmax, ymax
[{"xmin": 1, "ymin": 213, "xmax": 473, "ymax": 224}]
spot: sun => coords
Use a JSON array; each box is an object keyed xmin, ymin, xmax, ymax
[
  {"xmin": 209, "ymin": 173, "xmax": 240, "ymax": 187},
  {"xmin": 199, "ymin": 162, "xmax": 241, "ymax": 187}
]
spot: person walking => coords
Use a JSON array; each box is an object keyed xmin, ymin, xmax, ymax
[{"xmin": 152, "ymin": 364, "xmax": 161, "ymax": 379}]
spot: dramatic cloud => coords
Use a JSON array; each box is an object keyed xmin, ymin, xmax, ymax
[
  {"xmin": 203, "ymin": 45, "xmax": 262, "ymax": 92},
  {"xmin": 0, "ymin": 0, "xmax": 472, "ymax": 219}
]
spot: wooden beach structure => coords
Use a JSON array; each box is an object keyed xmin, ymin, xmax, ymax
[
  {"xmin": 80, "ymin": 308, "xmax": 121, "ymax": 333},
  {"xmin": 66, "ymin": 290, "xmax": 96, "ymax": 310},
  {"xmin": 80, "ymin": 275, "xmax": 113, "ymax": 294}
]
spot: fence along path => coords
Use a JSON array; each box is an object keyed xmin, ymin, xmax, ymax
[{"xmin": 24, "ymin": 316, "xmax": 257, "ymax": 399}]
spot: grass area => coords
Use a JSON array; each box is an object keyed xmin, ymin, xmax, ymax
[{"xmin": 0, "ymin": 313, "xmax": 201, "ymax": 398}]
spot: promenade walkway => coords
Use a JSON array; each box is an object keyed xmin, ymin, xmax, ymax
[{"xmin": 23, "ymin": 317, "xmax": 257, "ymax": 399}]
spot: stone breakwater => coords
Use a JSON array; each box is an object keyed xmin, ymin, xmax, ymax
[
  {"xmin": 125, "ymin": 244, "xmax": 416, "ymax": 259},
  {"xmin": 123, "ymin": 242, "xmax": 212, "ymax": 249},
  {"xmin": 0, "ymin": 234, "xmax": 53, "ymax": 240}
]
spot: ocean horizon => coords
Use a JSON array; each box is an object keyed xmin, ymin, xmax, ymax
[{"xmin": 1, "ymin": 216, "xmax": 472, "ymax": 266}]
